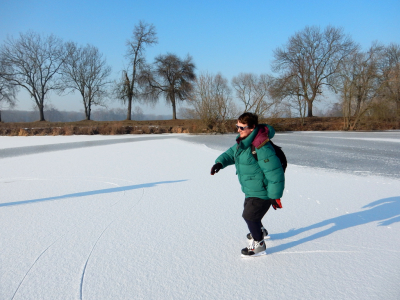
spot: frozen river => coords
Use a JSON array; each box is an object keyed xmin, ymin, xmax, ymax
[
  {"xmin": 178, "ymin": 131, "xmax": 400, "ymax": 179},
  {"xmin": 1, "ymin": 131, "xmax": 400, "ymax": 178}
]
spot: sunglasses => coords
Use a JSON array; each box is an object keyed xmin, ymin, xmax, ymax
[{"xmin": 236, "ymin": 124, "xmax": 249, "ymax": 130}]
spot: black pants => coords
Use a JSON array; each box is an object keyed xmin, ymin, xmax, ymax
[{"xmin": 242, "ymin": 197, "xmax": 272, "ymax": 241}]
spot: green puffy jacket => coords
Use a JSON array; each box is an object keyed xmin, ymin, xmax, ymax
[{"xmin": 215, "ymin": 124, "xmax": 285, "ymax": 200}]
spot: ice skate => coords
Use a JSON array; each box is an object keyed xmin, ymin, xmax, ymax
[
  {"xmin": 246, "ymin": 227, "xmax": 269, "ymax": 241},
  {"xmin": 241, "ymin": 239, "xmax": 266, "ymax": 258}
]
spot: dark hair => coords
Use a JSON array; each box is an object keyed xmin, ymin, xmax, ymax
[{"xmin": 238, "ymin": 112, "xmax": 258, "ymax": 129}]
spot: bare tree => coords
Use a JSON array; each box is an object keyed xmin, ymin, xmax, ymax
[
  {"xmin": 0, "ymin": 55, "xmax": 18, "ymax": 122},
  {"xmin": 381, "ymin": 43, "xmax": 400, "ymax": 114},
  {"xmin": 338, "ymin": 44, "xmax": 384, "ymax": 130},
  {"xmin": 269, "ymin": 73, "xmax": 307, "ymax": 122},
  {"xmin": 189, "ymin": 72, "xmax": 238, "ymax": 130},
  {"xmin": 272, "ymin": 26, "xmax": 358, "ymax": 117},
  {"xmin": 141, "ymin": 53, "xmax": 196, "ymax": 119},
  {"xmin": 61, "ymin": 43, "xmax": 111, "ymax": 120},
  {"xmin": 114, "ymin": 21, "xmax": 157, "ymax": 120},
  {"xmin": 231, "ymin": 73, "xmax": 276, "ymax": 117},
  {"xmin": 0, "ymin": 31, "xmax": 66, "ymax": 121}
]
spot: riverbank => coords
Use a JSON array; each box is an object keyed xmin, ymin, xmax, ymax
[{"xmin": 0, "ymin": 117, "xmax": 399, "ymax": 136}]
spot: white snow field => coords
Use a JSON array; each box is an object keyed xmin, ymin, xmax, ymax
[{"xmin": 1, "ymin": 134, "xmax": 399, "ymax": 300}]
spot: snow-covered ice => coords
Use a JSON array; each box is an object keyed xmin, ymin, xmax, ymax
[{"xmin": 0, "ymin": 132, "xmax": 399, "ymax": 299}]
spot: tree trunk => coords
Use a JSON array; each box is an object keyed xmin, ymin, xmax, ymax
[
  {"xmin": 350, "ymin": 115, "xmax": 361, "ymax": 131},
  {"xmin": 306, "ymin": 99, "xmax": 313, "ymax": 117},
  {"xmin": 127, "ymin": 97, "xmax": 132, "ymax": 120},
  {"xmin": 343, "ymin": 108, "xmax": 350, "ymax": 131},
  {"xmin": 84, "ymin": 103, "xmax": 89, "ymax": 120},
  {"xmin": 0, "ymin": 110, "xmax": 2, "ymax": 122},
  {"xmin": 353, "ymin": 94, "xmax": 362, "ymax": 117},
  {"xmin": 87, "ymin": 102, "xmax": 91, "ymax": 120},
  {"xmin": 343, "ymin": 116, "xmax": 349, "ymax": 130},
  {"xmin": 171, "ymin": 97, "xmax": 177, "ymax": 120},
  {"xmin": 39, "ymin": 104, "xmax": 45, "ymax": 121}
]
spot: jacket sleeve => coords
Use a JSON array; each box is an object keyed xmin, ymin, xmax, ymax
[
  {"xmin": 256, "ymin": 144, "xmax": 285, "ymax": 199},
  {"xmin": 215, "ymin": 145, "xmax": 236, "ymax": 168}
]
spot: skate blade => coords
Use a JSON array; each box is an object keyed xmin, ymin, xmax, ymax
[{"xmin": 241, "ymin": 250, "xmax": 267, "ymax": 258}]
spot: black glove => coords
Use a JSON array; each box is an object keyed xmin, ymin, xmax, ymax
[
  {"xmin": 272, "ymin": 199, "xmax": 282, "ymax": 210},
  {"xmin": 210, "ymin": 163, "xmax": 222, "ymax": 175}
]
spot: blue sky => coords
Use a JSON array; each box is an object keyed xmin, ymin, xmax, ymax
[{"xmin": 1, "ymin": 0, "xmax": 399, "ymax": 115}]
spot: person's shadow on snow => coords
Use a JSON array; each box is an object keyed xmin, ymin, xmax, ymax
[
  {"xmin": 268, "ymin": 196, "xmax": 400, "ymax": 254},
  {"xmin": 0, "ymin": 180, "xmax": 187, "ymax": 208}
]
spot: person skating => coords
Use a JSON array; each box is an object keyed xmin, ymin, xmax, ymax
[{"xmin": 210, "ymin": 112, "xmax": 285, "ymax": 257}]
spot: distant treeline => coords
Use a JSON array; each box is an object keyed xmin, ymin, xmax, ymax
[
  {"xmin": 1, "ymin": 23, "xmax": 399, "ymax": 130},
  {"xmin": 1, "ymin": 108, "xmax": 171, "ymax": 123}
]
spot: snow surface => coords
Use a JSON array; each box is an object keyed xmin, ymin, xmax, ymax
[
  {"xmin": 0, "ymin": 133, "xmax": 399, "ymax": 299},
  {"xmin": 0, "ymin": 134, "xmax": 181, "ymax": 150}
]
